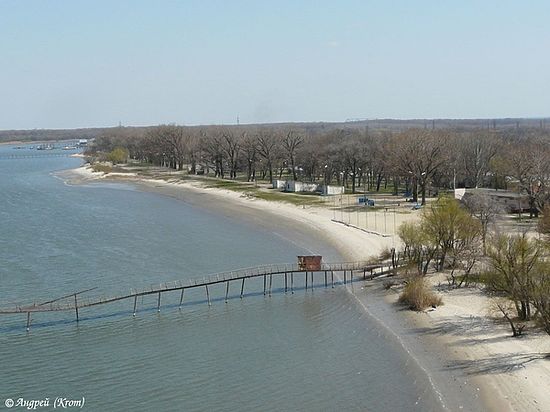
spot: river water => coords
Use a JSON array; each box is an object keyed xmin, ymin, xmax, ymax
[{"xmin": 0, "ymin": 144, "xmax": 443, "ymax": 411}]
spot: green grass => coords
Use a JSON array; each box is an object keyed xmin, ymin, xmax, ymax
[
  {"xmin": 198, "ymin": 177, "xmax": 326, "ymax": 206},
  {"xmin": 203, "ymin": 179, "xmax": 255, "ymax": 191}
]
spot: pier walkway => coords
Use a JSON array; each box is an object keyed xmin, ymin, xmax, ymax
[
  {"xmin": 0, "ymin": 153, "xmax": 79, "ymax": 160},
  {"xmin": 0, "ymin": 260, "xmax": 397, "ymax": 331}
]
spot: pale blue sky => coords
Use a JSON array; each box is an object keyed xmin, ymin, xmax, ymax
[{"xmin": 1, "ymin": 1, "xmax": 548, "ymax": 129}]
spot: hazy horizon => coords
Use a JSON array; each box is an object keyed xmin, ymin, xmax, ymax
[
  {"xmin": 1, "ymin": 1, "xmax": 549, "ymax": 129},
  {"xmin": 3, "ymin": 116, "xmax": 550, "ymax": 133}
]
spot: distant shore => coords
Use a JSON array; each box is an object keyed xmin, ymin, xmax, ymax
[{"xmin": 60, "ymin": 163, "xmax": 550, "ymax": 412}]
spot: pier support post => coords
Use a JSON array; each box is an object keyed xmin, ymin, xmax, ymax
[
  {"xmin": 26, "ymin": 312, "xmax": 31, "ymax": 332},
  {"xmin": 263, "ymin": 275, "xmax": 267, "ymax": 296},
  {"xmin": 343, "ymin": 270, "xmax": 347, "ymax": 284},
  {"xmin": 225, "ymin": 282, "xmax": 230, "ymax": 303},
  {"xmin": 240, "ymin": 278, "xmax": 245, "ymax": 299},
  {"xmin": 363, "ymin": 269, "xmax": 366, "ymax": 280},
  {"xmin": 179, "ymin": 289, "xmax": 185, "ymax": 310},
  {"xmin": 324, "ymin": 271, "xmax": 328, "ymax": 287},
  {"xmin": 350, "ymin": 270, "xmax": 353, "ymax": 283},
  {"xmin": 205, "ymin": 285, "xmax": 211, "ymax": 306},
  {"xmin": 291, "ymin": 272, "xmax": 294, "ymax": 294},
  {"xmin": 284, "ymin": 273, "xmax": 288, "ymax": 293},
  {"xmin": 331, "ymin": 271, "xmax": 334, "ymax": 288},
  {"xmin": 157, "ymin": 292, "xmax": 161, "ymax": 312},
  {"xmin": 133, "ymin": 295, "xmax": 138, "ymax": 316},
  {"xmin": 305, "ymin": 271, "xmax": 308, "ymax": 290},
  {"xmin": 74, "ymin": 293, "xmax": 79, "ymax": 322},
  {"xmin": 269, "ymin": 274, "xmax": 273, "ymax": 296},
  {"xmin": 311, "ymin": 271, "xmax": 314, "ymax": 290}
]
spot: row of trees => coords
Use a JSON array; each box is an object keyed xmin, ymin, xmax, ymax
[{"xmin": 87, "ymin": 124, "xmax": 550, "ymax": 210}]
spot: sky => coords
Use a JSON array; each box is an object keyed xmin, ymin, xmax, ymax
[{"xmin": 0, "ymin": 0, "xmax": 549, "ymax": 129}]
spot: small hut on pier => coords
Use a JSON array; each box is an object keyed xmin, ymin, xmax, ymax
[{"xmin": 297, "ymin": 255, "xmax": 322, "ymax": 271}]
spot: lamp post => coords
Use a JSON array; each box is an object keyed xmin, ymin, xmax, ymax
[
  {"xmin": 363, "ymin": 169, "xmax": 368, "ymax": 229},
  {"xmin": 374, "ymin": 202, "xmax": 377, "ymax": 231},
  {"xmin": 340, "ymin": 172, "xmax": 344, "ymax": 222},
  {"xmin": 348, "ymin": 172, "xmax": 354, "ymax": 225}
]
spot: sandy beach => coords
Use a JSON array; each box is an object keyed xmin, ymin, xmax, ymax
[{"xmin": 62, "ymin": 164, "xmax": 550, "ymax": 412}]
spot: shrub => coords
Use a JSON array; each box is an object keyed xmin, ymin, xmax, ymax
[
  {"xmin": 107, "ymin": 147, "xmax": 129, "ymax": 165},
  {"xmin": 379, "ymin": 247, "xmax": 393, "ymax": 261},
  {"xmin": 398, "ymin": 276, "xmax": 443, "ymax": 311},
  {"xmin": 91, "ymin": 163, "xmax": 112, "ymax": 174}
]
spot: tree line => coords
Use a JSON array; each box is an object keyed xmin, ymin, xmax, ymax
[{"xmin": 87, "ymin": 124, "xmax": 550, "ymax": 209}]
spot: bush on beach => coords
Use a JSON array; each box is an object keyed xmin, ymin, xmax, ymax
[
  {"xmin": 398, "ymin": 276, "xmax": 443, "ymax": 311},
  {"xmin": 91, "ymin": 163, "xmax": 112, "ymax": 174}
]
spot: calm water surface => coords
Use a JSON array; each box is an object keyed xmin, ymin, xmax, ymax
[{"xmin": 0, "ymin": 145, "xmax": 442, "ymax": 411}]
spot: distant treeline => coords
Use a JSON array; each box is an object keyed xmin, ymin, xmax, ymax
[
  {"xmin": 85, "ymin": 122, "xmax": 550, "ymax": 212},
  {"xmin": 1, "ymin": 117, "xmax": 548, "ymax": 143}
]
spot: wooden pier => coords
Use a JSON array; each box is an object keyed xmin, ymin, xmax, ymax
[
  {"xmin": 0, "ymin": 153, "xmax": 79, "ymax": 160},
  {"xmin": 0, "ymin": 260, "xmax": 397, "ymax": 331}
]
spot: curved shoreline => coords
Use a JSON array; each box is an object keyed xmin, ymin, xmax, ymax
[{"xmin": 58, "ymin": 165, "xmax": 495, "ymax": 411}]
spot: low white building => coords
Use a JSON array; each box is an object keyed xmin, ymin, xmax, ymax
[
  {"xmin": 272, "ymin": 179, "xmax": 287, "ymax": 190},
  {"xmin": 454, "ymin": 188, "xmax": 466, "ymax": 200},
  {"xmin": 456, "ymin": 188, "xmax": 530, "ymax": 213},
  {"xmin": 284, "ymin": 181, "xmax": 319, "ymax": 193},
  {"xmin": 322, "ymin": 185, "xmax": 345, "ymax": 195}
]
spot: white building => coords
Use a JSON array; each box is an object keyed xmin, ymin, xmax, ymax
[
  {"xmin": 284, "ymin": 181, "xmax": 319, "ymax": 193},
  {"xmin": 322, "ymin": 185, "xmax": 345, "ymax": 195}
]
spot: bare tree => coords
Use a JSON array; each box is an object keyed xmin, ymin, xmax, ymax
[
  {"xmin": 485, "ymin": 233, "xmax": 541, "ymax": 321},
  {"xmin": 257, "ymin": 130, "xmax": 280, "ymax": 183},
  {"xmin": 220, "ymin": 128, "xmax": 241, "ymax": 179},
  {"xmin": 393, "ymin": 130, "xmax": 447, "ymax": 204},
  {"xmin": 459, "ymin": 132, "xmax": 499, "ymax": 188},
  {"xmin": 506, "ymin": 138, "xmax": 550, "ymax": 217},
  {"xmin": 339, "ymin": 130, "xmax": 366, "ymax": 193},
  {"xmin": 202, "ymin": 128, "xmax": 225, "ymax": 178},
  {"xmin": 282, "ymin": 130, "xmax": 304, "ymax": 180},
  {"xmin": 463, "ymin": 193, "xmax": 503, "ymax": 254}
]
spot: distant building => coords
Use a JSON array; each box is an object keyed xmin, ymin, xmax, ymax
[
  {"xmin": 78, "ymin": 139, "xmax": 88, "ymax": 147},
  {"xmin": 284, "ymin": 181, "xmax": 319, "ymax": 193},
  {"xmin": 455, "ymin": 188, "xmax": 530, "ymax": 213},
  {"xmin": 322, "ymin": 185, "xmax": 345, "ymax": 195},
  {"xmin": 272, "ymin": 181, "xmax": 344, "ymax": 196},
  {"xmin": 272, "ymin": 179, "xmax": 287, "ymax": 190}
]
